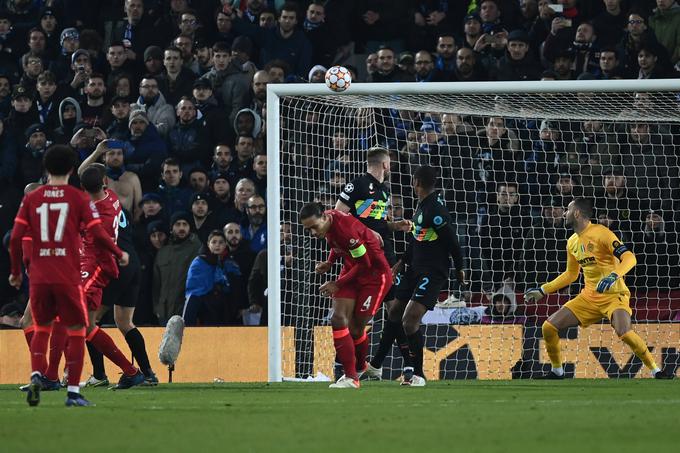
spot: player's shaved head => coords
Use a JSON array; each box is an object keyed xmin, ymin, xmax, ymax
[
  {"xmin": 366, "ymin": 146, "xmax": 389, "ymax": 165},
  {"xmin": 572, "ymin": 198, "xmax": 593, "ymax": 219},
  {"xmin": 43, "ymin": 145, "xmax": 77, "ymax": 177},
  {"xmin": 24, "ymin": 182, "xmax": 42, "ymax": 194},
  {"xmin": 80, "ymin": 165, "xmax": 105, "ymax": 193}
]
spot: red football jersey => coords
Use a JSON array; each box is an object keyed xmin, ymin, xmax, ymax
[
  {"xmin": 13, "ymin": 184, "xmax": 102, "ymax": 285},
  {"xmin": 324, "ymin": 210, "xmax": 390, "ymax": 279},
  {"xmin": 81, "ymin": 189, "xmax": 121, "ymax": 279}
]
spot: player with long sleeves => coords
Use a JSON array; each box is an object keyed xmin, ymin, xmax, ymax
[
  {"xmin": 524, "ymin": 199, "xmax": 674, "ymax": 379},
  {"xmin": 300, "ymin": 203, "xmax": 392, "ymax": 388},
  {"xmin": 394, "ymin": 165, "xmax": 465, "ymax": 386},
  {"xmin": 9, "ymin": 145, "xmax": 129, "ymax": 407}
]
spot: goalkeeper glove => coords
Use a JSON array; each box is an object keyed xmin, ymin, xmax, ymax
[
  {"xmin": 596, "ymin": 273, "xmax": 618, "ymax": 293},
  {"xmin": 524, "ymin": 286, "xmax": 545, "ymax": 303}
]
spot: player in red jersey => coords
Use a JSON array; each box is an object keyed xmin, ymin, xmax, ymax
[
  {"xmin": 77, "ymin": 165, "xmax": 145, "ymax": 389},
  {"xmin": 9, "ymin": 145, "xmax": 129, "ymax": 407},
  {"xmin": 17, "ymin": 182, "xmax": 70, "ymax": 390},
  {"xmin": 300, "ymin": 202, "xmax": 392, "ymax": 389}
]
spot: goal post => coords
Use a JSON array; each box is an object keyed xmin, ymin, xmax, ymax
[{"xmin": 266, "ymin": 79, "xmax": 680, "ymax": 382}]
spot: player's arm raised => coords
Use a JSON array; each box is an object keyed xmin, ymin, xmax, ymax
[
  {"xmin": 78, "ymin": 139, "xmax": 109, "ymax": 176},
  {"xmin": 525, "ymin": 247, "xmax": 581, "ymax": 302}
]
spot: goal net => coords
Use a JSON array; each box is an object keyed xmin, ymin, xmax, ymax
[{"xmin": 266, "ymin": 80, "xmax": 680, "ymax": 381}]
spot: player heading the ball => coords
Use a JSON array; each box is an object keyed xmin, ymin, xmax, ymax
[{"xmin": 300, "ymin": 202, "xmax": 392, "ymax": 388}]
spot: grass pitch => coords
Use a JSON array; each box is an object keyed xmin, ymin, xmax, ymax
[{"xmin": 0, "ymin": 380, "xmax": 677, "ymax": 453}]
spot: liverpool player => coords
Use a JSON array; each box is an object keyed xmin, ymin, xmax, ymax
[
  {"xmin": 9, "ymin": 145, "xmax": 129, "ymax": 407},
  {"xmin": 524, "ymin": 199, "xmax": 675, "ymax": 379},
  {"xmin": 393, "ymin": 166, "xmax": 465, "ymax": 386},
  {"xmin": 335, "ymin": 147, "xmax": 412, "ymax": 380},
  {"xmin": 78, "ymin": 164, "xmax": 145, "ymax": 389},
  {"xmin": 300, "ymin": 202, "xmax": 392, "ymax": 388}
]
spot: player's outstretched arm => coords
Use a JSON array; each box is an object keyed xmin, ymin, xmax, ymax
[
  {"xmin": 387, "ymin": 219, "xmax": 413, "ymax": 232},
  {"xmin": 527, "ymin": 248, "xmax": 581, "ymax": 299}
]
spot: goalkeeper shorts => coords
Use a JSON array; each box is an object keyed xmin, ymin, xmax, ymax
[{"xmin": 564, "ymin": 292, "xmax": 632, "ymax": 327}]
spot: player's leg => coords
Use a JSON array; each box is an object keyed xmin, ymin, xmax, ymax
[
  {"xmin": 114, "ymin": 305, "xmax": 156, "ymax": 384},
  {"xmin": 368, "ymin": 298, "xmax": 410, "ymax": 371},
  {"xmin": 538, "ymin": 305, "xmax": 581, "ymax": 379},
  {"xmin": 329, "ymin": 296, "xmax": 360, "ymax": 387},
  {"xmin": 56, "ymin": 284, "xmax": 93, "ymax": 406},
  {"xmin": 85, "ymin": 308, "xmax": 143, "ymax": 387},
  {"xmin": 24, "ymin": 285, "xmax": 59, "ymax": 405},
  {"xmin": 20, "ymin": 301, "xmax": 34, "ymax": 350},
  {"xmin": 369, "ymin": 270, "xmax": 413, "ymax": 371},
  {"xmin": 107, "ymin": 267, "xmax": 157, "ymax": 384},
  {"xmin": 401, "ymin": 300, "xmax": 428, "ymax": 385},
  {"xmin": 83, "ymin": 305, "xmax": 108, "ymax": 387},
  {"xmin": 400, "ymin": 273, "xmax": 445, "ymax": 385},
  {"xmin": 352, "ymin": 271, "xmax": 391, "ymax": 376},
  {"xmin": 83, "ymin": 282, "xmax": 144, "ymax": 389},
  {"xmin": 610, "ymin": 308, "xmax": 671, "ymax": 379},
  {"xmin": 44, "ymin": 319, "xmax": 68, "ymax": 385}
]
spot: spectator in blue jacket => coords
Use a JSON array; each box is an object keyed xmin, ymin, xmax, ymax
[
  {"xmin": 183, "ymin": 230, "xmax": 244, "ymax": 326},
  {"xmin": 125, "ymin": 109, "xmax": 168, "ymax": 191}
]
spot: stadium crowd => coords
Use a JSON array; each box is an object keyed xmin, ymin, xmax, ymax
[{"xmin": 1, "ymin": 0, "xmax": 679, "ymax": 328}]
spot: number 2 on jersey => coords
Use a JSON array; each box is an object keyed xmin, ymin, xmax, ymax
[{"xmin": 36, "ymin": 202, "xmax": 69, "ymax": 242}]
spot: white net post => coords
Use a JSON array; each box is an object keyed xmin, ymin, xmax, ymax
[
  {"xmin": 266, "ymin": 86, "xmax": 282, "ymax": 382},
  {"xmin": 268, "ymin": 80, "xmax": 680, "ymax": 381}
]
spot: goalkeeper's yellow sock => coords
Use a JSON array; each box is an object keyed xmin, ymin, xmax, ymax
[
  {"xmin": 620, "ymin": 331, "xmax": 658, "ymax": 371},
  {"xmin": 542, "ymin": 321, "xmax": 563, "ymax": 370}
]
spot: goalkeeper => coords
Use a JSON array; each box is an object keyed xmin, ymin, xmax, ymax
[{"xmin": 524, "ymin": 199, "xmax": 673, "ymax": 379}]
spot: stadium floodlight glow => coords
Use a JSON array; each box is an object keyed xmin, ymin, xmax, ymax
[{"xmin": 267, "ymin": 79, "xmax": 680, "ymax": 383}]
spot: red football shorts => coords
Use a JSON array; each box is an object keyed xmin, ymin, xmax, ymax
[
  {"xmin": 334, "ymin": 270, "xmax": 392, "ymax": 318},
  {"xmin": 29, "ymin": 283, "xmax": 88, "ymax": 326},
  {"xmin": 81, "ymin": 266, "xmax": 111, "ymax": 311}
]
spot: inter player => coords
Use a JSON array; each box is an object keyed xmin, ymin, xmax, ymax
[
  {"xmin": 78, "ymin": 164, "xmax": 145, "ymax": 389},
  {"xmin": 9, "ymin": 145, "xmax": 129, "ymax": 407},
  {"xmin": 300, "ymin": 202, "xmax": 392, "ymax": 388},
  {"xmin": 83, "ymin": 205, "xmax": 158, "ymax": 387},
  {"xmin": 393, "ymin": 166, "xmax": 465, "ymax": 386},
  {"xmin": 334, "ymin": 147, "xmax": 412, "ymax": 380},
  {"xmin": 524, "ymin": 199, "xmax": 674, "ymax": 379}
]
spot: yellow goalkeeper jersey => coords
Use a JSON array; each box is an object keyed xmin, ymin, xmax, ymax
[{"xmin": 544, "ymin": 223, "xmax": 633, "ymax": 301}]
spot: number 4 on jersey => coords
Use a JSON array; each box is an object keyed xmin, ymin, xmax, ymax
[{"xmin": 362, "ymin": 296, "xmax": 372, "ymax": 310}]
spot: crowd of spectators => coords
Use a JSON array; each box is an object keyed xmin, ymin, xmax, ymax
[{"xmin": 1, "ymin": 0, "xmax": 679, "ymax": 328}]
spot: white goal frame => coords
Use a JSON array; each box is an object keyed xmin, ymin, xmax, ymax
[{"xmin": 265, "ymin": 79, "xmax": 680, "ymax": 382}]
